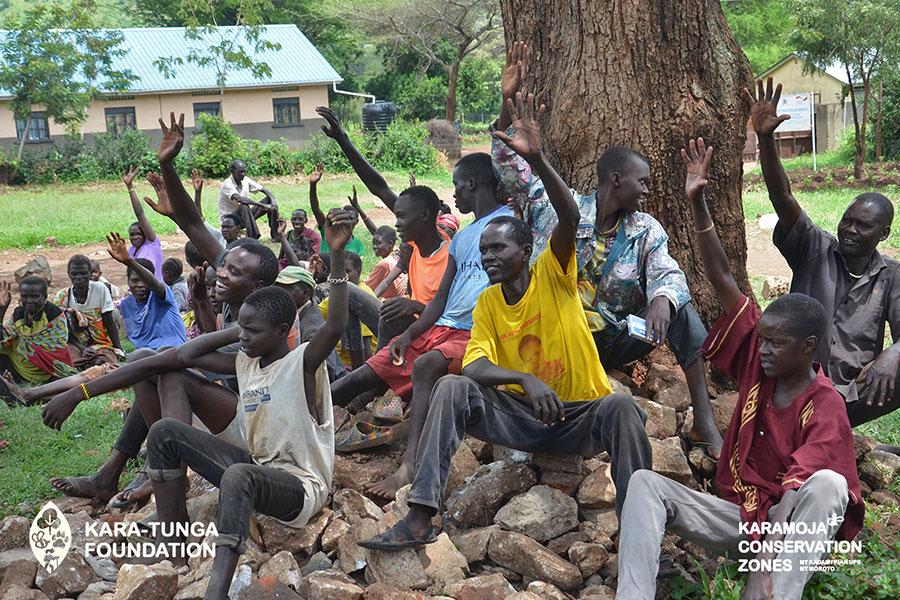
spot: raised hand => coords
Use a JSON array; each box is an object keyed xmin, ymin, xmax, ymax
[
  {"xmin": 157, "ymin": 112, "xmax": 185, "ymax": 163},
  {"xmin": 0, "ymin": 281, "xmax": 11, "ymax": 309},
  {"xmin": 681, "ymin": 137, "xmax": 713, "ymax": 201},
  {"xmin": 323, "ymin": 208, "xmax": 354, "ymax": 251},
  {"xmin": 106, "ymin": 232, "xmax": 131, "ymax": 264},
  {"xmin": 122, "ymin": 166, "xmax": 140, "ymax": 189},
  {"xmin": 348, "ymin": 185, "xmax": 360, "ymax": 209},
  {"xmin": 316, "ymin": 106, "xmax": 346, "ymax": 140},
  {"xmin": 309, "ymin": 162, "xmax": 324, "ymax": 185},
  {"xmin": 501, "ymin": 41, "xmax": 528, "ymax": 100},
  {"xmin": 408, "ymin": 172, "xmax": 416, "ymax": 188},
  {"xmin": 189, "ymin": 263, "xmax": 209, "ymax": 301},
  {"xmin": 492, "ymin": 92, "xmax": 546, "ymax": 161},
  {"xmin": 143, "ymin": 171, "xmax": 173, "ymax": 217},
  {"xmin": 190, "ymin": 169, "xmax": 203, "ymax": 192},
  {"xmin": 275, "ymin": 216, "xmax": 288, "ymax": 241},
  {"xmin": 743, "ymin": 77, "xmax": 790, "ymax": 136}
]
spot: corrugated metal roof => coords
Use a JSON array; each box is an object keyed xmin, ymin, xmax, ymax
[{"xmin": 0, "ymin": 24, "xmax": 342, "ymax": 96}]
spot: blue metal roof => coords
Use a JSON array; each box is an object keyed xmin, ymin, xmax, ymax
[{"xmin": 0, "ymin": 24, "xmax": 342, "ymax": 96}]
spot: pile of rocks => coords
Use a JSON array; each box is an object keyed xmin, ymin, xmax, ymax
[{"xmin": 2, "ymin": 364, "xmax": 900, "ymax": 600}]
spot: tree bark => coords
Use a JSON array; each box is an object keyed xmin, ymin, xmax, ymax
[
  {"xmin": 11, "ymin": 115, "xmax": 31, "ymax": 182},
  {"xmin": 499, "ymin": 0, "xmax": 754, "ymax": 323},
  {"xmin": 445, "ymin": 58, "xmax": 461, "ymax": 122}
]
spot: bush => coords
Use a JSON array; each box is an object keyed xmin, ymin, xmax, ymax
[{"xmin": 189, "ymin": 113, "xmax": 246, "ymax": 178}]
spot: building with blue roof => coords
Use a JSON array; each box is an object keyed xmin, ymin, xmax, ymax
[{"xmin": 0, "ymin": 24, "xmax": 342, "ymax": 150}]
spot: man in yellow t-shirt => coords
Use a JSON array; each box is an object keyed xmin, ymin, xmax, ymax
[{"xmin": 360, "ymin": 92, "xmax": 652, "ymax": 551}]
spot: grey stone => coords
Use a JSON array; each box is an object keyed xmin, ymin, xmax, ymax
[
  {"xmin": 112, "ymin": 563, "xmax": 177, "ymax": 600},
  {"xmin": 258, "ymin": 551, "xmax": 303, "ymax": 591},
  {"xmin": 576, "ymin": 463, "xmax": 616, "ymax": 510},
  {"xmin": 649, "ymin": 437, "xmax": 693, "ymax": 485},
  {"xmin": 636, "ymin": 398, "xmax": 677, "ymax": 438},
  {"xmin": 567, "ymin": 542, "xmax": 608, "ymax": 577},
  {"xmin": 36, "ymin": 551, "xmax": 96, "ymax": 600},
  {"xmin": 449, "ymin": 526, "xmax": 499, "ymax": 564},
  {"xmin": 444, "ymin": 573, "xmax": 515, "ymax": 600},
  {"xmin": 487, "ymin": 531, "xmax": 583, "ymax": 591},
  {"xmin": 445, "ymin": 462, "xmax": 537, "ymax": 527},
  {"xmin": 300, "ymin": 552, "xmax": 334, "ymax": 577},
  {"xmin": 494, "ymin": 485, "xmax": 579, "ymax": 543},
  {"xmin": 0, "ymin": 517, "xmax": 29, "ymax": 552}
]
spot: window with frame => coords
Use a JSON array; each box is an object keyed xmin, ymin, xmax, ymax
[
  {"xmin": 273, "ymin": 97, "xmax": 301, "ymax": 126},
  {"xmin": 193, "ymin": 102, "xmax": 221, "ymax": 122},
  {"xmin": 15, "ymin": 112, "xmax": 50, "ymax": 142},
  {"xmin": 105, "ymin": 107, "xmax": 136, "ymax": 136}
]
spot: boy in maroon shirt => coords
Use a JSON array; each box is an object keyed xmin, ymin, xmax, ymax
[{"xmin": 616, "ymin": 138, "xmax": 863, "ymax": 600}]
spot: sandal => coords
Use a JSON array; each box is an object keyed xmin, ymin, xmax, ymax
[
  {"xmin": 357, "ymin": 519, "xmax": 437, "ymax": 550},
  {"xmin": 110, "ymin": 467, "xmax": 151, "ymax": 509},
  {"xmin": 334, "ymin": 422, "xmax": 393, "ymax": 453},
  {"xmin": 371, "ymin": 391, "xmax": 404, "ymax": 423}
]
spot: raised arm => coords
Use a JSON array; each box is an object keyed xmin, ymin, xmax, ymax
[
  {"xmin": 682, "ymin": 138, "xmax": 743, "ymax": 313},
  {"xmin": 315, "ymin": 106, "xmax": 399, "ymax": 212},
  {"xmin": 493, "ymin": 92, "xmax": 578, "ymax": 268},
  {"xmin": 308, "ymin": 162, "xmax": 327, "ymax": 229},
  {"xmin": 123, "ymin": 167, "xmax": 157, "ymax": 243},
  {"xmin": 348, "ymin": 185, "xmax": 377, "ymax": 235},
  {"xmin": 156, "ymin": 113, "xmax": 223, "ymax": 266},
  {"xmin": 305, "ymin": 208, "xmax": 353, "ymax": 372},
  {"xmin": 743, "ymin": 78, "xmax": 801, "ymax": 234},
  {"xmin": 0, "ymin": 281, "xmax": 10, "ymax": 329},
  {"xmin": 497, "ymin": 41, "xmax": 527, "ymax": 131},
  {"xmin": 190, "ymin": 169, "xmax": 205, "ymax": 221},
  {"xmin": 188, "ymin": 264, "xmax": 216, "ymax": 334},
  {"xmin": 106, "ymin": 231, "xmax": 166, "ymax": 299},
  {"xmin": 275, "ymin": 216, "xmax": 300, "ymax": 267}
]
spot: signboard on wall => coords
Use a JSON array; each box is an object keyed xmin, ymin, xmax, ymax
[{"xmin": 777, "ymin": 93, "xmax": 813, "ymax": 132}]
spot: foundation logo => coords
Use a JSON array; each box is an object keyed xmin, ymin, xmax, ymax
[{"xmin": 29, "ymin": 502, "xmax": 71, "ymax": 573}]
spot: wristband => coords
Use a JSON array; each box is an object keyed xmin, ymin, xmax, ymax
[
  {"xmin": 696, "ymin": 223, "xmax": 715, "ymax": 234},
  {"xmin": 80, "ymin": 383, "xmax": 91, "ymax": 402},
  {"xmin": 327, "ymin": 275, "xmax": 349, "ymax": 285}
]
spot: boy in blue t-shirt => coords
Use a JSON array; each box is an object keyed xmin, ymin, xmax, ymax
[{"xmin": 107, "ymin": 232, "xmax": 187, "ymax": 350}]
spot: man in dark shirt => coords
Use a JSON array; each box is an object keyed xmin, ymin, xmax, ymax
[{"xmin": 748, "ymin": 78, "xmax": 900, "ymax": 431}]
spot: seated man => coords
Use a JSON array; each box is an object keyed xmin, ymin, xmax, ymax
[
  {"xmin": 0, "ymin": 277, "xmax": 76, "ymax": 398},
  {"xmin": 748, "ymin": 78, "xmax": 900, "ymax": 437},
  {"xmin": 217, "ymin": 159, "xmax": 277, "ymax": 240},
  {"xmin": 359, "ymin": 93, "xmax": 651, "ymax": 548},
  {"xmin": 288, "ymin": 208, "xmax": 321, "ymax": 253},
  {"xmin": 335, "ymin": 151, "xmax": 514, "ymax": 499},
  {"xmin": 615, "ymin": 138, "xmax": 864, "ymax": 599},
  {"xmin": 143, "ymin": 215, "xmax": 350, "ymax": 597},
  {"xmin": 54, "ymin": 254, "xmax": 123, "ymax": 368},
  {"xmin": 106, "ymin": 233, "xmax": 188, "ymax": 351},
  {"xmin": 494, "ymin": 42, "xmax": 722, "ymax": 458}
]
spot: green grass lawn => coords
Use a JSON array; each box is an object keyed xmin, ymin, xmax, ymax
[
  {"xmin": 742, "ymin": 185, "xmax": 900, "ymax": 249},
  {"xmin": 0, "ymin": 170, "xmax": 453, "ymax": 258},
  {"xmin": 0, "ymin": 391, "xmax": 140, "ymax": 519}
]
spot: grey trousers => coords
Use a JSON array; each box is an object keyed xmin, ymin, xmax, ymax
[
  {"xmin": 616, "ymin": 469, "xmax": 850, "ymax": 600},
  {"xmin": 407, "ymin": 374, "xmax": 652, "ymax": 519}
]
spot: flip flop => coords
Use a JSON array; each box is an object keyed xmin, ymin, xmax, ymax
[
  {"xmin": 334, "ymin": 422, "xmax": 393, "ymax": 453},
  {"xmin": 111, "ymin": 468, "xmax": 151, "ymax": 509},
  {"xmin": 357, "ymin": 520, "xmax": 437, "ymax": 550},
  {"xmin": 0, "ymin": 377, "xmax": 26, "ymax": 407},
  {"xmin": 371, "ymin": 391, "xmax": 404, "ymax": 424},
  {"xmin": 687, "ymin": 434, "xmax": 721, "ymax": 463}
]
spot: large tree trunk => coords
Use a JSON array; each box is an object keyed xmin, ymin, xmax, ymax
[
  {"xmin": 499, "ymin": 0, "xmax": 754, "ymax": 324},
  {"xmin": 445, "ymin": 59, "xmax": 461, "ymax": 122}
]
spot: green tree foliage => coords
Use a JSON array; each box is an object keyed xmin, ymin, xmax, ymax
[
  {"xmin": 787, "ymin": 0, "xmax": 900, "ymax": 177},
  {"xmin": 153, "ymin": 0, "xmax": 282, "ymax": 118},
  {"xmin": 0, "ymin": 0, "xmax": 133, "ymax": 177},
  {"xmin": 873, "ymin": 67, "xmax": 900, "ymax": 160},
  {"xmin": 721, "ymin": 0, "xmax": 794, "ymax": 75},
  {"xmin": 331, "ymin": 0, "xmax": 502, "ymax": 122}
]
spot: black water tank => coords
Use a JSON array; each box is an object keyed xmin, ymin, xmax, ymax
[{"xmin": 362, "ymin": 101, "xmax": 398, "ymax": 134}]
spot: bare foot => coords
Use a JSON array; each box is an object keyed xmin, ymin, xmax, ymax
[
  {"xmin": 364, "ymin": 462, "xmax": 414, "ymax": 500},
  {"xmin": 112, "ymin": 471, "xmax": 153, "ymax": 508},
  {"xmin": 0, "ymin": 372, "xmax": 30, "ymax": 406},
  {"xmin": 50, "ymin": 475, "xmax": 118, "ymax": 502},
  {"xmin": 689, "ymin": 425, "xmax": 723, "ymax": 461}
]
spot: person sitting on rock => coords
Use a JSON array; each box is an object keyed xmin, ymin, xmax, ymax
[
  {"xmin": 0, "ymin": 277, "xmax": 76, "ymax": 398},
  {"xmin": 614, "ymin": 137, "xmax": 864, "ymax": 600},
  {"xmin": 217, "ymin": 159, "xmax": 277, "ymax": 240},
  {"xmin": 748, "ymin": 78, "xmax": 900, "ymax": 445},
  {"xmin": 162, "ymin": 257, "xmax": 190, "ymax": 313},
  {"xmin": 493, "ymin": 42, "xmax": 723, "ymax": 461},
  {"xmin": 54, "ymin": 254, "xmax": 124, "ymax": 368},
  {"xmin": 358, "ymin": 92, "xmax": 652, "ymax": 550},
  {"xmin": 142, "ymin": 212, "xmax": 349, "ymax": 597}
]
